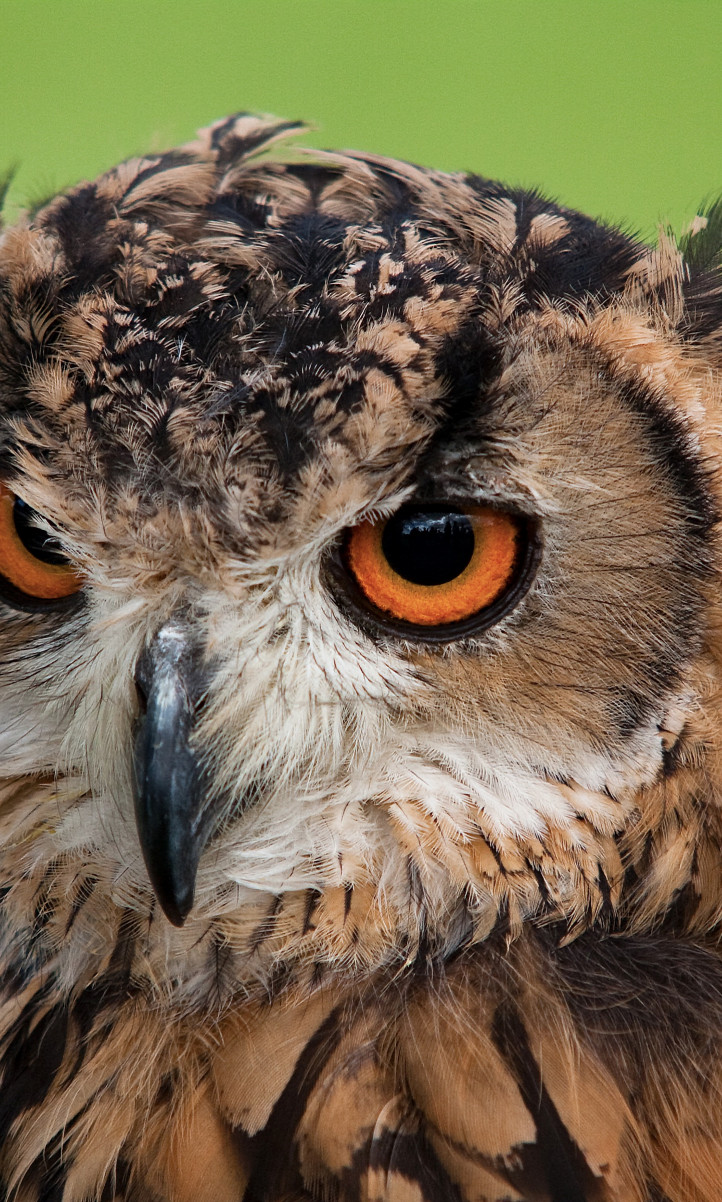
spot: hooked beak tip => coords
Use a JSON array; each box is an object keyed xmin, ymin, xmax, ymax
[
  {"xmin": 132, "ymin": 621, "xmax": 213, "ymax": 929},
  {"xmin": 157, "ymin": 888, "xmax": 194, "ymax": 928}
]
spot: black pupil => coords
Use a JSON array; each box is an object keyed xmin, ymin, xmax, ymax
[
  {"xmin": 381, "ymin": 507, "xmax": 475, "ymax": 586},
  {"xmin": 13, "ymin": 499, "xmax": 69, "ymax": 565}
]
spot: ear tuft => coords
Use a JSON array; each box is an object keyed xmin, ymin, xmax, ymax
[
  {"xmin": 671, "ymin": 196, "xmax": 722, "ymax": 345},
  {"xmin": 680, "ymin": 197, "xmax": 722, "ymax": 273}
]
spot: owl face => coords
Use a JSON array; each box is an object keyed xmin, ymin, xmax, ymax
[{"xmin": 0, "ymin": 116, "xmax": 718, "ymax": 988}]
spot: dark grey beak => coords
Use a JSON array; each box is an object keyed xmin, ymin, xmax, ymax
[{"xmin": 133, "ymin": 621, "xmax": 212, "ymax": 926}]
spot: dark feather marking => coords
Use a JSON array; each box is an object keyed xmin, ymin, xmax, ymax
[
  {"xmin": 33, "ymin": 1129, "xmax": 80, "ymax": 1202},
  {"xmin": 99, "ymin": 1159, "xmax": 132, "ymax": 1202},
  {"xmin": 529, "ymin": 861, "xmax": 553, "ymax": 910},
  {"xmin": 268, "ymin": 213, "xmax": 351, "ymax": 289},
  {"xmin": 211, "ymin": 930, "xmax": 234, "ymax": 1006},
  {"xmin": 491, "ymin": 1002, "xmax": 606, "ymax": 1202},
  {"xmin": 595, "ymin": 867, "xmax": 613, "ymax": 921},
  {"xmin": 115, "ymin": 151, "xmax": 198, "ymax": 200},
  {"xmin": 551, "ymin": 930, "xmax": 722, "ymax": 1092},
  {"xmin": 248, "ymin": 893, "xmax": 283, "ymax": 951},
  {"xmin": 660, "ymin": 730, "xmax": 685, "ymax": 778},
  {"xmin": 210, "ymin": 117, "xmax": 304, "ymax": 165},
  {"xmin": 36, "ymin": 1172, "xmax": 66, "ymax": 1202},
  {"xmin": 302, "ymin": 889, "xmax": 321, "ymax": 935},
  {"xmin": 652, "ymin": 874, "xmax": 702, "ymax": 936},
  {"xmin": 69, "ymin": 910, "xmax": 142, "ymax": 1074},
  {"xmin": 64, "ymin": 872, "xmax": 99, "ymax": 935},
  {"xmin": 44, "ymin": 185, "xmax": 119, "ymax": 298},
  {"xmin": 680, "ymin": 195, "xmax": 722, "ymax": 340},
  {"xmin": 616, "ymin": 377, "xmax": 718, "ymax": 539},
  {"xmin": 368, "ymin": 1121, "xmax": 465, "ymax": 1202},
  {"xmin": 416, "ymin": 307, "xmax": 505, "ymax": 469},
  {"xmin": 679, "ymin": 197, "xmax": 722, "ymax": 274},
  {"xmin": 0, "ymin": 998, "xmax": 69, "ymax": 1149},
  {"xmin": 243, "ymin": 1005, "xmax": 345, "ymax": 1202},
  {"xmin": 463, "ymin": 176, "xmax": 642, "ymax": 301}
]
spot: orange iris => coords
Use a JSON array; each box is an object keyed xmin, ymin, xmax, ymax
[
  {"xmin": 346, "ymin": 505, "xmax": 520, "ymax": 627},
  {"xmin": 0, "ymin": 484, "xmax": 82, "ymax": 600}
]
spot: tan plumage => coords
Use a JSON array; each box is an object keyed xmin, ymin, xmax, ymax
[{"xmin": 1, "ymin": 113, "xmax": 722, "ymax": 1200}]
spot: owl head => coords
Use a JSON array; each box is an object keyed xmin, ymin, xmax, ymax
[{"xmin": 0, "ymin": 115, "xmax": 720, "ymax": 994}]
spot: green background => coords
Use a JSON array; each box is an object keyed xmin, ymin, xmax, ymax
[{"xmin": 1, "ymin": 0, "xmax": 721, "ymax": 241}]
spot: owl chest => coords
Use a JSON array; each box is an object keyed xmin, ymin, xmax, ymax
[{"xmin": 2, "ymin": 927, "xmax": 722, "ymax": 1202}]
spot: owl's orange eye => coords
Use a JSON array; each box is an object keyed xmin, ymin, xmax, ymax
[
  {"xmin": 0, "ymin": 484, "xmax": 82, "ymax": 602},
  {"xmin": 344, "ymin": 504, "xmax": 529, "ymax": 633}
]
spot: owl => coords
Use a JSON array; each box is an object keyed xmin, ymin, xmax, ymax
[{"xmin": 1, "ymin": 111, "xmax": 722, "ymax": 1202}]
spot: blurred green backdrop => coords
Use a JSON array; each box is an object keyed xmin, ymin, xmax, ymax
[{"xmin": 1, "ymin": 0, "xmax": 721, "ymax": 240}]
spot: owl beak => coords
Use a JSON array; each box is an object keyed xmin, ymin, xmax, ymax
[{"xmin": 132, "ymin": 621, "xmax": 212, "ymax": 926}]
